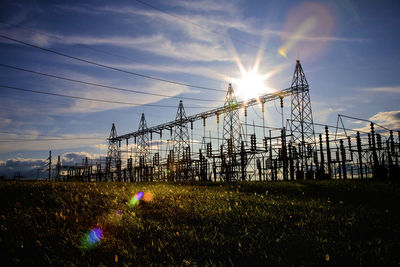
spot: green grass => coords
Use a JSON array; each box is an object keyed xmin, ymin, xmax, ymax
[{"xmin": 0, "ymin": 180, "xmax": 399, "ymax": 266}]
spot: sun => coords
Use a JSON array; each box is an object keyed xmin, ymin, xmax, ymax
[{"xmin": 232, "ymin": 66, "xmax": 269, "ymax": 100}]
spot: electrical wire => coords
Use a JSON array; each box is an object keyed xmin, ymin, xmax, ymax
[
  {"xmin": 0, "ymin": 130, "xmax": 103, "ymax": 139},
  {"xmin": 0, "ymin": 63, "xmax": 224, "ymax": 103},
  {"xmin": 0, "ymin": 34, "xmax": 226, "ymax": 92},
  {"xmin": 0, "ymin": 20, "xmax": 146, "ymax": 64},
  {"xmin": 0, "ymin": 137, "xmax": 105, "ymax": 142},
  {"xmin": 273, "ymin": 99, "xmax": 282, "ymax": 115},
  {"xmin": 0, "ymin": 21, "xmax": 225, "ymax": 86},
  {"xmin": 0, "ymin": 84, "xmax": 217, "ymax": 108}
]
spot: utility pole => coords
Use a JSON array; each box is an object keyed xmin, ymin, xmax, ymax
[{"xmin": 48, "ymin": 150, "xmax": 52, "ymax": 181}]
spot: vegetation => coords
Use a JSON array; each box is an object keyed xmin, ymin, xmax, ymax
[{"xmin": 0, "ymin": 180, "xmax": 399, "ymax": 266}]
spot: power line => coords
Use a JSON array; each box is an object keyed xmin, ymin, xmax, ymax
[
  {"xmin": 0, "ymin": 34, "xmax": 226, "ymax": 92},
  {"xmin": 0, "ymin": 63, "xmax": 224, "ymax": 102},
  {"xmin": 0, "ymin": 131, "xmax": 86, "ymax": 138},
  {"xmin": 0, "ymin": 137, "xmax": 106, "ymax": 142},
  {"xmin": 0, "ymin": 84, "xmax": 217, "ymax": 109},
  {"xmin": 0, "ymin": 21, "xmax": 225, "ymax": 86},
  {"xmin": 0, "ymin": 20, "xmax": 144, "ymax": 64},
  {"xmin": 0, "ymin": 91, "xmax": 153, "ymax": 117},
  {"xmin": 0, "ymin": 130, "xmax": 105, "ymax": 139},
  {"xmin": 0, "ymin": 84, "xmax": 172, "ymax": 107}
]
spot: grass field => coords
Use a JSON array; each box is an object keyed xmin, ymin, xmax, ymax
[{"xmin": 0, "ymin": 179, "xmax": 399, "ymax": 266}]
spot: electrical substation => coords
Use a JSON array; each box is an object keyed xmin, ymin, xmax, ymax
[{"xmin": 51, "ymin": 60, "xmax": 400, "ymax": 182}]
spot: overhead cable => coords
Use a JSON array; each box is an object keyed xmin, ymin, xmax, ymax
[
  {"xmin": 0, "ymin": 63, "xmax": 224, "ymax": 102},
  {"xmin": 0, "ymin": 84, "xmax": 217, "ymax": 108},
  {"xmin": 0, "ymin": 34, "xmax": 226, "ymax": 92}
]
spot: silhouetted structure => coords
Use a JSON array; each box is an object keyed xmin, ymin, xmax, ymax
[{"xmin": 55, "ymin": 60, "xmax": 399, "ymax": 182}]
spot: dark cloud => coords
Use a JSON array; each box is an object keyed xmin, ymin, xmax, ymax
[
  {"xmin": 0, "ymin": 158, "xmax": 47, "ymax": 179},
  {"xmin": 61, "ymin": 152, "xmax": 105, "ymax": 166},
  {"xmin": 0, "ymin": 151, "xmax": 105, "ymax": 179},
  {"xmin": 393, "ymin": 112, "xmax": 400, "ymax": 120}
]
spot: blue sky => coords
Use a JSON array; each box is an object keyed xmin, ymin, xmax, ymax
[{"xmin": 0, "ymin": 0, "xmax": 399, "ymax": 178}]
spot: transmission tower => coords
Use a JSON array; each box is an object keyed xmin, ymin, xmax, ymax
[
  {"xmin": 222, "ymin": 84, "xmax": 242, "ymax": 180},
  {"xmin": 107, "ymin": 123, "xmax": 121, "ymax": 175},
  {"xmin": 173, "ymin": 100, "xmax": 190, "ymax": 161},
  {"xmin": 290, "ymin": 60, "xmax": 316, "ymax": 175},
  {"xmin": 136, "ymin": 113, "xmax": 151, "ymax": 165}
]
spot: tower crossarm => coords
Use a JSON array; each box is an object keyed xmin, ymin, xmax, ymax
[{"xmin": 114, "ymin": 87, "xmax": 295, "ymax": 141}]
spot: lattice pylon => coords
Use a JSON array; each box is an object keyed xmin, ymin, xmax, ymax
[
  {"xmin": 107, "ymin": 123, "xmax": 121, "ymax": 170},
  {"xmin": 136, "ymin": 113, "xmax": 150, "ymax": 166},
  {"xmin": 222, "ymin": 84, "xmax": 242, "ymax": 180},
  {"xmin": 173, "ymin": 100, "xmax": 190, "ymax": 161},
  {"xmin": 222, "ymin": 84, "xmax": 242, "ymax": 152},
  {"xmin": 290, "ymin": 60, "xmax": 316, "ymax": 170}
]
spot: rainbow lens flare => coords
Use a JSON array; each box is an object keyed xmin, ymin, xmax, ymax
[
  {"xmin": 109, "ymin": 209, "xmax": 123, "ymax": 224},
  {"xmin": 128, "ymin": 191, "xmax": 144, "ymax": 207},
  {"xmin": 143, "ymin": 191, "xmax": 153, "ymax": 202},
  {"xmin": 115, "ymin": 209, "xmax": 122, "ymax": 218},
  {"xmin": 80, "ymin": 227, "xmax": 103, "ymax": 250}
]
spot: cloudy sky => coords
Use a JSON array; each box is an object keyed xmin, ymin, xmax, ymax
[{"xmin": 0, "ymin": 0, "xmax": 399, "ymax": 178}]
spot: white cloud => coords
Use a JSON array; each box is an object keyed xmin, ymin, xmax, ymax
[
  {"xmin": 0, "ymin": 132, "xmax": 107, "ymax": 153},
  {"xmin": 93, "ymin": 144, "xmax": 108, "ymax": 150},
  {"xmin": 65, "ymin": 34, "xmax": 166, "ymax": 47},
  {"xmin": 54, "ymin": 79, "xmax": 192, "ymax": 114},
  {"xmin": 351, "ymin": 110, "xmax": 400, "ymax": 134},
  {"xmin": 61, "ymin": 151, "xmax": 106, "ymax": 164},
  {"xmin": 0, "ymin": 118, "xmax": 12, "ymax": 128},
  {"xmin": 165, "ymin": 0, "xmax": 238, "ymax": 14},
  {"xmin": 370, "ymin": 110, "xmax": 400, "ymax": 130},
  {"xmin": 362, "ymin": 86, "xmax": 400, "ymax": 94},
  {"xmin": 96, "ymin": 3, "xmax": 366, "ymax": 43},
  {"xmin": 313, "ymin": 107, "xmax": 345, "ymax": 123},
  {"xmin": 33, "ymin": 2, "xmax": 365, "ymax": 68}
]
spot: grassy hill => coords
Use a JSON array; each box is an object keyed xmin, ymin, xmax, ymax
[{"xmin": 0, "ymin": 180, "xmax": 399, "ymax": 266}]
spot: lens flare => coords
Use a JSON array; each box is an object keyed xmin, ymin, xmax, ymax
[
  {"xmin": 278, "ymin": 47, "xmax": 288, "ymax": 59},
  {"xmin": 278, "ymin": 17, "xmax": 316, "ymax": 59},
  {"xmin": 279, "ymin": 2, "xmax": 335, "ymax": 61},
  {"xmin": 109, "ymin": 209, "xmax": 123, "ymax": 224},
  {"xmin": 80, "ymin": 227, "xmax": 103, "ymax": 250},
  {"xmin": 128, "ymin": 191, "xmax": 144, "ymax": 207},
  {"xmin": 143, "ymin": 191, "xmax": 153, "ymax": 202}
]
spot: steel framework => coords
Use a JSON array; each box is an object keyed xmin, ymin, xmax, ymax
[
  {"xmin": 54, "ymin": 60, "xmax": 392, "ymax": 183},
  {"xmin": 221, "ymin": 83, "xmax": 243, "ymax": 181},
  {"xmin": 173, "ymin": 100, "xmax": 190, "ymax": 161},
  {"xmin": 113, "ymin": 87, "xmax": 293, "ymax": 142},
  {"xmin": 106, "ymin": 123, "xmax": 121, "ymax": 181},
  {"xmin": 136, "ymin": 113, "xmax": 151, "ymax": 181},
  {"xmin": 290, "ymin": 60, "xmax": 316, "ymax": 178}
]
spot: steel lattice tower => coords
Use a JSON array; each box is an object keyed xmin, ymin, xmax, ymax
[
  {"xmin": 290, "ymin": 60, "xmax": 316, "ymax": 172},
  {"xmin": 107, "ymin": 123, "xmax": 121, "ymax": 170},
  {"xmin": 173, "ymin": 100, "xmax": 190, "ymax": 161},
  {"xmin": 136, "ymin": 113, "xmax": 150, "ymax": 166},
  {"xmin": 222, "ymin": 84, "xmax": 242, "ymax": 180}
]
